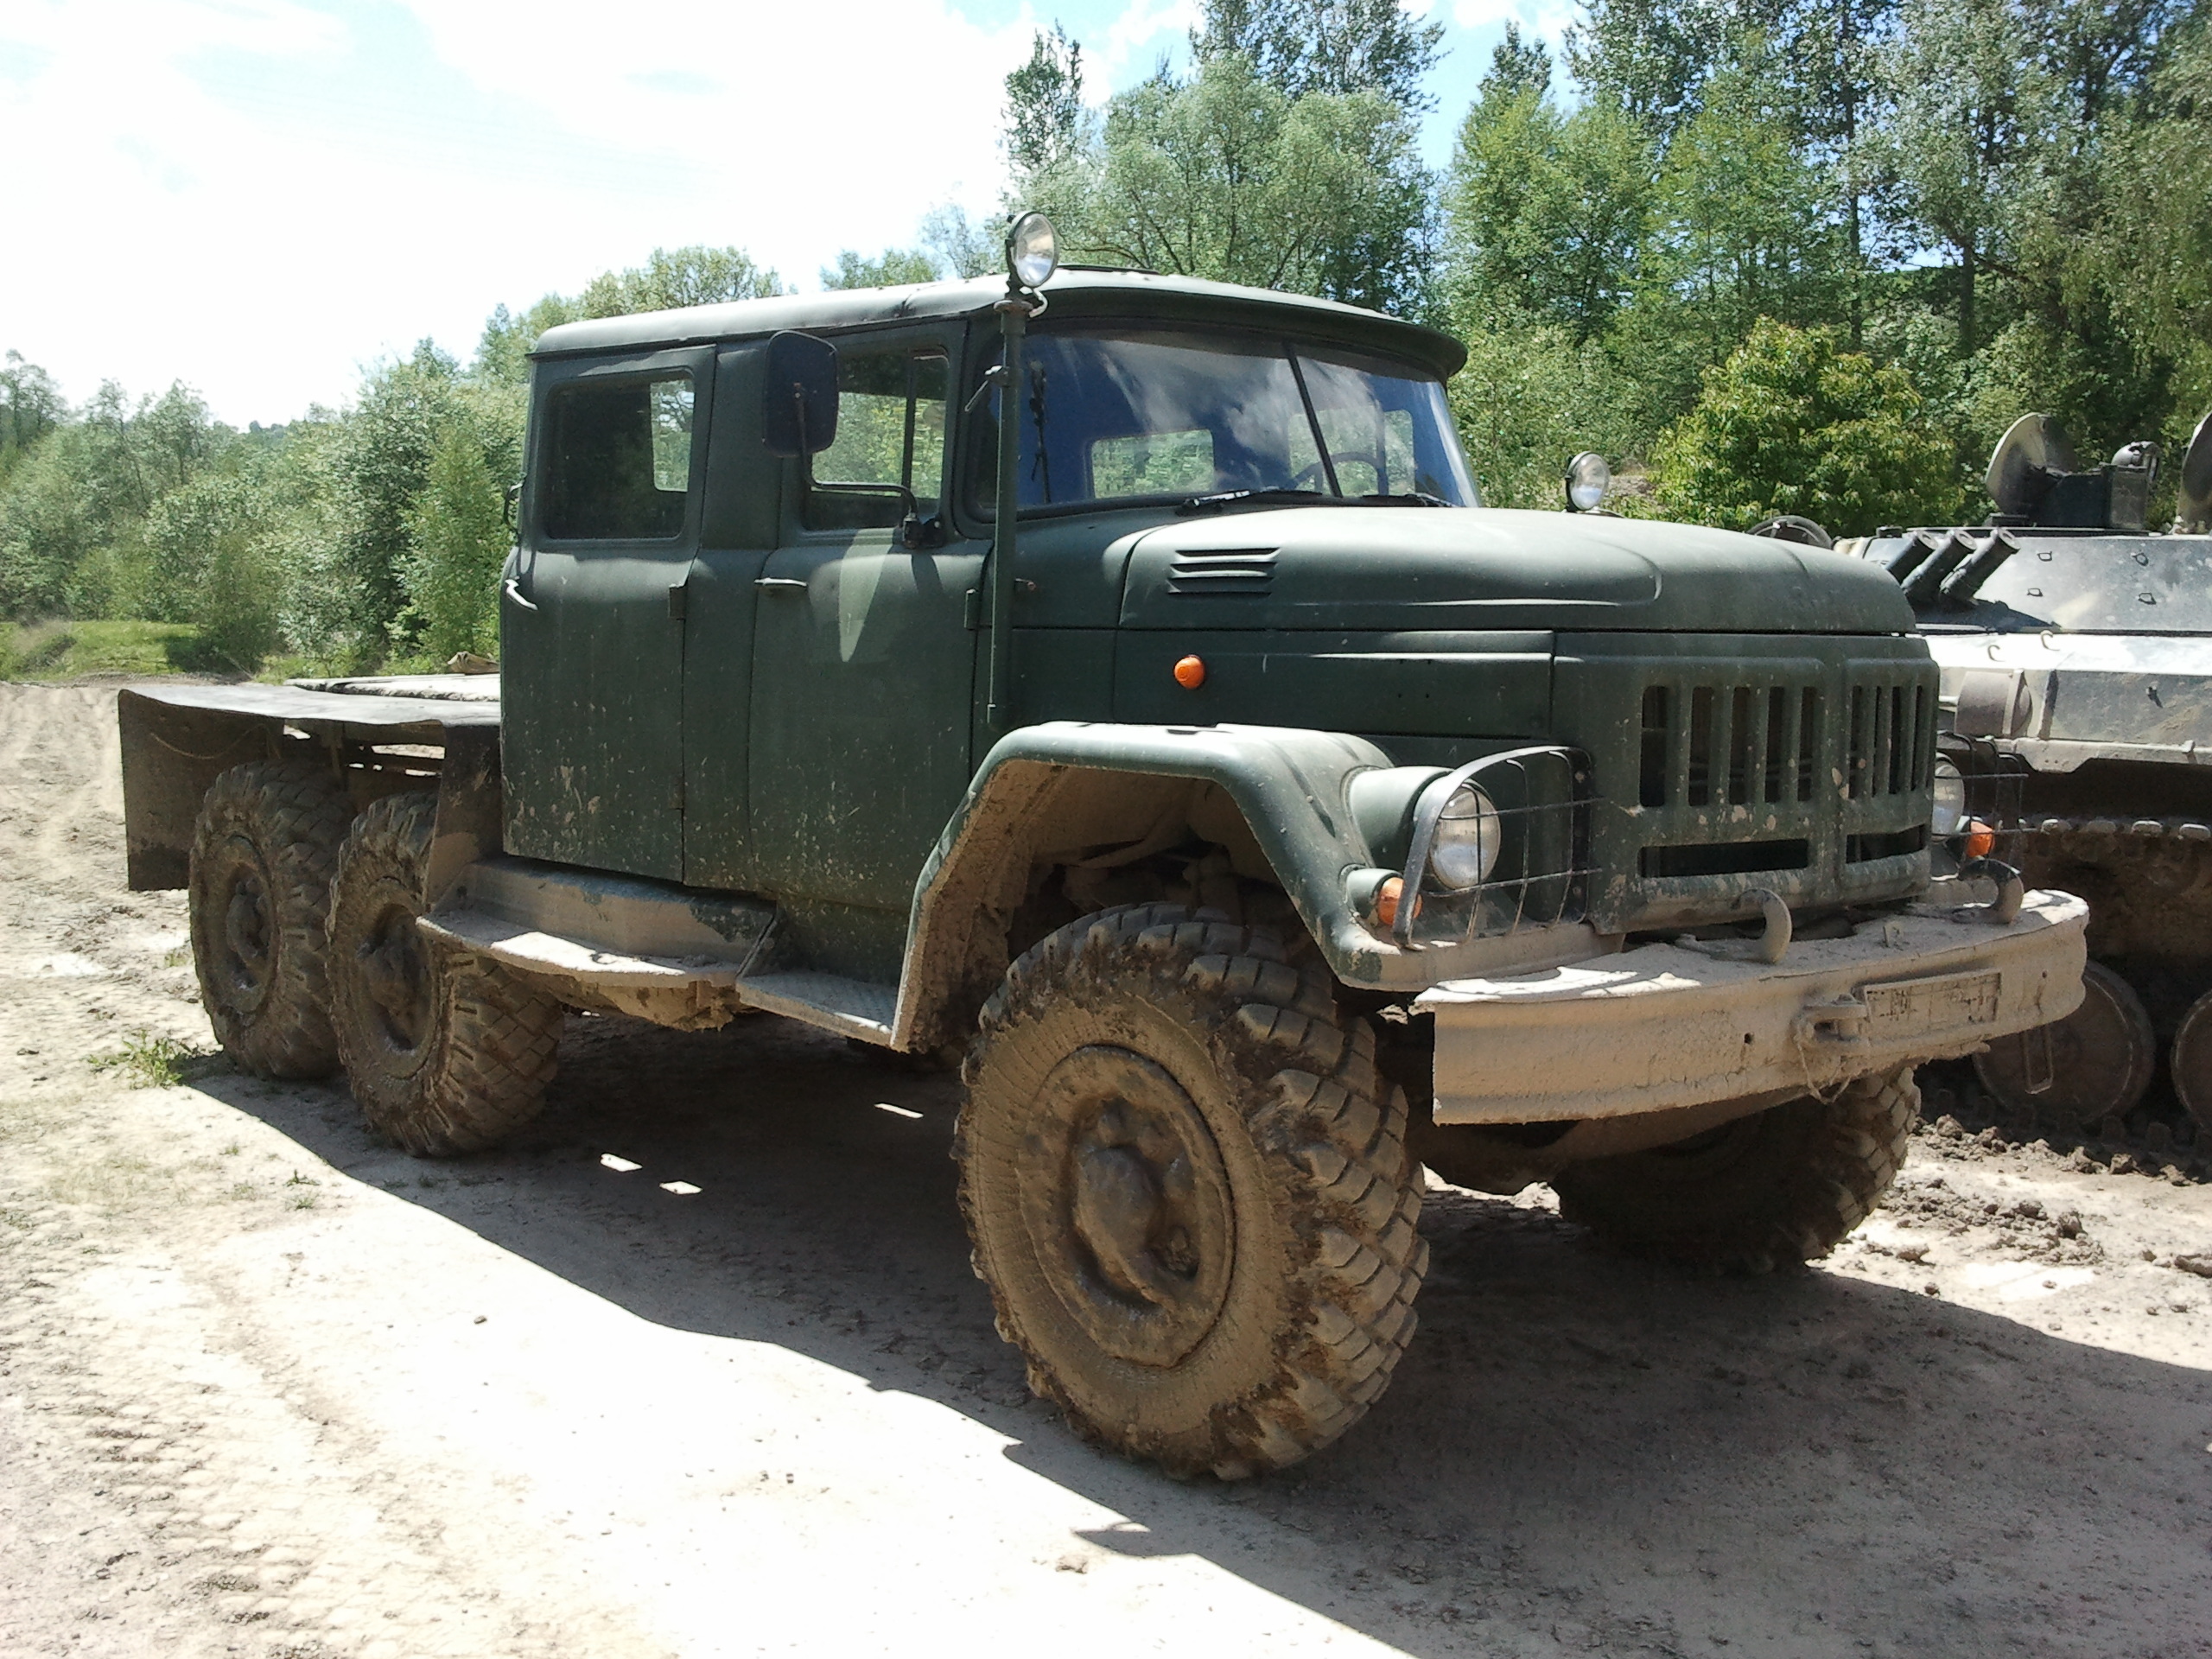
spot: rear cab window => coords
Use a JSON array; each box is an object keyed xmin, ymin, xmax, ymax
[{"xmin": 541, "ymin": 372, "xmax": 696, "ymax": 540}]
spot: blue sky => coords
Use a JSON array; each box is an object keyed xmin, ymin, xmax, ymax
[{"xmin": 0, "ymin": 1, "xmax": 1561, "ymax": 424}]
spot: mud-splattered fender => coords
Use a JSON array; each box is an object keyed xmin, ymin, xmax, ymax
[
  {"xmin": 890, "ymin": 721, "xmax": 1613, "ymax": 1050},
  {"xmin": 891, "ymin": 722, "xmax": 1405, "ymax": 1048}
]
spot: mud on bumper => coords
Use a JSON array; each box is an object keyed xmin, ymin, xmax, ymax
[{"xmin": 1417, "ymin": 892, "xmax": 2088, "ymax": 1124}]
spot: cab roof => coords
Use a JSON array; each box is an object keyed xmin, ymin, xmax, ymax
[{"xmin": 530, "ymin": 268, "xmax": 1467, "ymax": 381}]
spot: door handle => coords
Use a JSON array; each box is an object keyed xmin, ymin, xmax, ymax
[
  {"xmin": 502, "ymin": 577, "xmax": 539, "ymax": 613},
  {"xmin": 754, "ymin": 577, "xmax": 809, "ymax": 592}
]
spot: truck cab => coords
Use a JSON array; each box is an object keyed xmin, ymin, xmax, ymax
[{"xmin": 118, "ymin": 246, "xmax": 2087, "ymax": 1481}]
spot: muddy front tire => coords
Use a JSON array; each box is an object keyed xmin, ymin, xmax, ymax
[
  {"xmin": 1552, "ymin": 1066, "xmax": 1920, "ymax": 1274},
  {"xmin": 188, "ymin": 761, "xmax": 354, "ymax": 1079},
  {"xmin": 957, "ymin": 904, "xmax": 1428, "ymax": 1479},
  {"xmin": 327, "ymin": 791, "xmax": 562, "ymax": 1155}
]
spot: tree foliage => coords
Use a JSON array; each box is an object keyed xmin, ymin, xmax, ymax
[
  {"xmin": 1191, "ymin": 0, "xmax": 1446, "ymax": 110},
  {"xmin": 1649, "ymin": 319, "xmax": 1962, "ymax": 532},
  {"xmin": 1033, "ymin": 49, "xmax": 1434, "ymax": 315}
]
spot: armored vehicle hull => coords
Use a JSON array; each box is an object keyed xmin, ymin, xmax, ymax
[{"xmin": 1847, "ymin": 420, "xmax": 2212, "ymax": 1147}]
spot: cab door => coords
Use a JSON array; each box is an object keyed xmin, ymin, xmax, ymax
[
  {"xmin": 746, "ymin": 338, "xmax": 982, "ymax": 912},
  {"xmin": 501, "ymin": 346, "xmax": 711, "ymax": 881}
]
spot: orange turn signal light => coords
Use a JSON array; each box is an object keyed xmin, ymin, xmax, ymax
[
  {"xmin": 1173, "ymin": 654, "xmax": 1207, "ymax": 690},
  {"xmin": 1374, "ymin": 876, "xmax": 1421, "ymax": 930},
  {"xmin": 1961, "ymin": 819, "xmax": 1996, "ymax": 860}
]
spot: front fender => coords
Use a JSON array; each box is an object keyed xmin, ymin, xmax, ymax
[{"xmin": 891, "ymin": 721, "xmax": 1611, "ymax": 1048}]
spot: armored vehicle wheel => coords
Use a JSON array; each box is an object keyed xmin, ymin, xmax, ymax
[
  {"xmin": 957, "ymin": 903, "xmax": 1427, "ymax": 1478},
  {"xmin": 1973, "ymin": 961, "xmax": 2154, "ymax": 1128},
  {"xmin": 2167, "ymin": 988, "xmax": 2212, "ymax": 1136},
  {"xmin": 188, "ymin": 761, "xmax": 354, "ymax": 1080},
  {"xmin": 327, "ymin": 791, "xmax": 562, "ymax": 1155},
  {"xmin": 1551, "ymin": 1066, "xmax": 1920, "ymax": 1274}
]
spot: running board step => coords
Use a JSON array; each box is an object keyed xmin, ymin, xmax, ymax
[
  {"xmin": 421, "ymin": 859, "xmax": 901, "ymax": 1045},
  {"xmin": 442, "ymin": 857, "xmax": 778, "ymax": 964},
  {"xmin": 730, "ymin": 971, "xmax": 898, "ymax": 1042}
]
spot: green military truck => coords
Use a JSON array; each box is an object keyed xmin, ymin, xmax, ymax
[{"xmin": 117, "ymin": 219, "xmax": 2086, "ymax": 1478}]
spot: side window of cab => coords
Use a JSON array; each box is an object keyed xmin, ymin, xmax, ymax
[
  {"xmin": 803, "ymin": 346, "xmax": 948, "ymax": 532},
  {"xmin": 541, "ymin": 372, "xmax": 696, "ymax": 540}
]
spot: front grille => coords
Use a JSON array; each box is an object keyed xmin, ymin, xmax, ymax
[
  {"xmin": 1843, "ymin": 676, "xmax": 1934, "ymax": 800},
  {"xmin": 1638, "ymin": 681, "xmax": 1822, "ymax": 809},
  {"xmin": 1560, "ymin": 637, "xmax": 1939, "ymax": 932},
  {"xmin": 1637, "ymin": 670, "xmax": 1933, "ymax": 809}
]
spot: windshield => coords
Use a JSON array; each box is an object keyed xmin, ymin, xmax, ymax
[{"xmin": 969, "ymin": 326, "xmax": 1478, "ymax": 512}]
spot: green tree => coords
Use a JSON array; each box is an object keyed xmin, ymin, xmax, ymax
[
  {"xmin": 1005, "ymin": 25, "xmax": 1088, "ymax": 186},
  {"xmin": 918, "ymin": 204, "xmax": 1001, "ymax": 277},
  {"xmin": 1637, "ymin": 52, "xmax": 1842, "ymax": 365},
  {"xmin": 0, "ymin": 378, "xmax": 230, "ymax": 620},
  {"xmin": 1191, "ymin": 0, "xmax": 1446, "ymax": 110},
  {"xmin": 1056, "ymin": 53, "xmax": 1433, "ymax": 313},
  {"xmin": 400, "ymin": 421, "xmax": 508, "ymax": 662},
  {"xmin": 296, "ymin": 342, "xmax": 464, "ymax": 661},
  {"xmin": 138, "ymin": 473, "xmax": 282, "ymax": 669},
  {"xmin": 1450, "ymin": 314, "xmax": 1638, "ymax": 509},
  {"xmin": 1649, "ymin": 319, "xmax": 1962, "ymax": 533},
  {"xmin": 1876, "ymin": 0, "xmax": 2066, "ymax": 357},
  {"xmin": 822, "ymin": 247, "xmax": 942, "ymax": 289},
  {"xmin": 579, "ymin": 245, "xmax": 785, "ymax": 317},
  {"xmin": 0, "ymin": 352, "xmax": 65, "ymax": 482},
  {"xmin": 2099, "ymin": 16, "xmax": 2212, "ymax": 424},
  {"xmin": 473, "ymin": 296, "xmax": 585, "ymax": 388},
  {"xmin": 1442, "ymin": 34, "xmax": 1653, "ymax": 345}
]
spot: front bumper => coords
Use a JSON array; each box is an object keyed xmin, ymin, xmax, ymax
[{"xmin": 1417, "ymin": 891, "xmax": 2088, "ymax": 1124}]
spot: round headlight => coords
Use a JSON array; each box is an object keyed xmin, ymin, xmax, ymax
[
  {"xmin": 1931, "ymin": 758, "xmax": 1967, "ymax": 837},
  {"xmin": 1565, "ymin": 451, "xmax": 1611, "ymax": 512},
  {"xmin": 1428, "ymin": 783, "xmax": 1503, "ymax": 890},
  {"xmin": 1007, "ymin": 211, "xmax": 1058, "ymax": 288}
]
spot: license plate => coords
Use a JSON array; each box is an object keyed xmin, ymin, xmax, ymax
[{"xmin": 1863, "ymin": 969, "xmax": 2001, "ymax": 1033}]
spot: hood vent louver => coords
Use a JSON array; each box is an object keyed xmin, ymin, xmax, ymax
[{"xmin": 1166, "ymin": 548, "xmax": 1278, "ymax": 596}]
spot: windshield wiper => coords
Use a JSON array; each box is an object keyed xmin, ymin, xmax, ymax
[
  {"xmin": 1360, "ymin": 491, "xmax": 1455, "ymax": 507},
  {"xmin": 1175, "ymin": 487, "xmax": 1344, "ymax": 516}
]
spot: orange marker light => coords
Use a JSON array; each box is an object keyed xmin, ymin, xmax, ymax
[
  {"xmin": 1373, "ymin": 877, "xmax": 1421, "ymax": 930},
  {"xmin": 1962, "ymin": 819, "xmax": 1996, "ymax": 860},
  {"xmin": 1173, "ymin": 654, "xmax": 1207, "ymax": 690}
]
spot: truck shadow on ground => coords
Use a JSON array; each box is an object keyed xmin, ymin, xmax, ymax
[{"xmin": 199, "ymin": 1010, "xmax": 2212, "ymax": 1659}]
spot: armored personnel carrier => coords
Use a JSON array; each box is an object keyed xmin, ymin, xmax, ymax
[
  {"xmin": 115, "ymin": 217, "xmax": 2084, "ymax": 1477},
  {"xmin": 1841, "ymin": 410, "xmax": 2212, "ymax": 1146}
]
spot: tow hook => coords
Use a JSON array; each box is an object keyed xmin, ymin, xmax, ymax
[
  {"xmin": 1677, "ymin": 887, "xmax": 1793, "ymax": 965},
  {"xmin": 1956, "ymin": 858, "xmax": 2026, "ymax": 925}
]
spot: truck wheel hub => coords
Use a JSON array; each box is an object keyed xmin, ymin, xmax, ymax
[
  {"xmin": 216, "ymin": 855, "xmax": 273, "ymax": 999},
  {"xmin": 355, "ymin": 899, "xmax": 431, "ymax": 1054},
  {"xmin": 1021, "ymin": 1046, "xmax": 1233, "ymax": 1368}
]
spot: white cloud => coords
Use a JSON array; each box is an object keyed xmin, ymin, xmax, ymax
[
  {"xmin": 1088, "ymin": 0, "xmax": 1197, "ymax": 90},
  {"xmin": 0, "ymin": 0, "xmax": 1039, "ymax": 423}
]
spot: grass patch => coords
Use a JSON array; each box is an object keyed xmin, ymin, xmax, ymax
[
  {"xmin": 0, "ymin": 619, "xmax": 236, "ymax": 681},
  {"xmin": 86, "ymin": 1028, "xmax": 224, "ymax": 1089}
]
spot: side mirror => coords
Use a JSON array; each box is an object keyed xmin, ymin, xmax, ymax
[{"xmin": 763, "ymin": 331, "xmax": 839, "ymax": 458}]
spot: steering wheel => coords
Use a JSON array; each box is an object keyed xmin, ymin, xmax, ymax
[{"xmin": 1287, "ymin": 451, "xmax": 1378, "ymax": 493}]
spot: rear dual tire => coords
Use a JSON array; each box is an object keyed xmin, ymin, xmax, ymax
[
  {"xmin": 188, "ymin": 762, "xmax": 354, "ymax": 1080},
  {"xmin": 326, "ymin": 791, "xmax": 563, "ymax": 1155}
]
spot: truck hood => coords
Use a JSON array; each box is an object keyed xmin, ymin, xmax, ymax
[{"xmin": 1117, "ymin": 506, "xmax": 1916, "ymax": 634}]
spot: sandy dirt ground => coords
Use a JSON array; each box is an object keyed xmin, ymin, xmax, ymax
[{"xmin": 2, "ymin": 679, "xmax": 2209, "ymax": 1659}]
